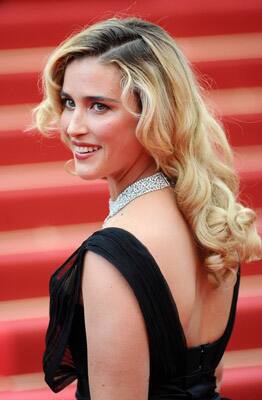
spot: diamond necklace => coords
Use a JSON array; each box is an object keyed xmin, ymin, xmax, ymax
[{"xmin": 103, "ymin": 172, "xmax": 171, "ymax": 225}]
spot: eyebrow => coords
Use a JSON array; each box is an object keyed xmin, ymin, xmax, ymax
[{"xmin": 60, "ymin": 91, "xmax": 120, "ymax": 103}]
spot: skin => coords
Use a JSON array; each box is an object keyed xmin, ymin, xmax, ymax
[
  {"xmin": 60, "ymin": 56, "xmax": 156, "ymax": 199},
  {"xmin": 60, "ymin": 56, "xmax": 228, "ymax": 399}
]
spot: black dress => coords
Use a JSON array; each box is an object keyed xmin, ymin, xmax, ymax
[{"xmin": 43, "ymin": 227, "xmax": 240, "ymax": 400}]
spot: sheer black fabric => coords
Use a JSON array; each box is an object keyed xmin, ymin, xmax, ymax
[{"xmin": 43, "ymin": 227, "xmax": 240, "ymax": 399}]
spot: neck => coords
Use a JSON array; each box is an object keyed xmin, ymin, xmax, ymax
[
  {"xmin": 107, "ymin": 161, "xmax": 157, "ymax": 201},
  {"xmin": 103, "ymin": 170, "xmax": 171, "ymax": 226}
]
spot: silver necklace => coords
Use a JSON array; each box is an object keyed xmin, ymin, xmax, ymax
[{"xmin": 103, "ymin": 172, "xmax": 171, "ymax": 225}]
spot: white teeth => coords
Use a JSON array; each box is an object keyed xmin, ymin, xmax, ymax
[{"xmin": 75, "ymin": 145, "xmax": 99, "ymax": 153}]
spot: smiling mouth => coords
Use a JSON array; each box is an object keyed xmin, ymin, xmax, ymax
[{"xmin": 74, "ymin": 145, "xmax": 101, "ymax": 154}]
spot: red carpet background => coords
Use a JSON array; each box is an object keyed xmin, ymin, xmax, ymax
[{"xmin": 0, "ymin": 0, "xmax": 262, "ymax": 399}]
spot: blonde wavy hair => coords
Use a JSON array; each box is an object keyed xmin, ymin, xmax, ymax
[{"xmin": 34, "ymin": 17, "xmax": 261, "ymax": 284}]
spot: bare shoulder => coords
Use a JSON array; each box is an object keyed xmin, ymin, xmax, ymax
[
  {"xmin": 81, "ymin": 250, "xmax": 150, "ymax": 399},
  {"xmin": 104, "ymin": 187, "xmax": 199, "ymax": 277},
  {"xmin": 104, "ymin": 187, "xmax": 199, "ymax": 323}
]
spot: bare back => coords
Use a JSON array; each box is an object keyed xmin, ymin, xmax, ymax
[{"xmin": 104, "ymin": 186, "xmax": 235, "ymax": 348}]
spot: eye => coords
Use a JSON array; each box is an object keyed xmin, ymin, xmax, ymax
[
  {"xmin": 61, "ymin": 97, "xmax": 75, "ymax": 110},
  {"xmin": 91, "ymin": 102, "xmax": 109, "ymax": 113}
]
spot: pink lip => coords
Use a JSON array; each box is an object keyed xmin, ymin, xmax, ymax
[
  {"xmin": 71, "ymin": 140, "xmax": 102, "ymax": 160},
  {"xmin": 71, "ymin": 140, "xmax": 100, "ymax": 147},
  {"xmin": 75, "ymin": 151, "xmax": 99, "ymax": 160}
]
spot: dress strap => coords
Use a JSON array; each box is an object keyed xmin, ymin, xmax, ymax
[
  {"xmin": 214, "ymin": 266, "xmax": 241, "ymax": 362},
  {"xmin": 84, "ymin": 227, "xmax": 187, "ymax": 379},
  {"xmin": 43, "ymin": 226, "xmax": 187, "ymax": 392}
]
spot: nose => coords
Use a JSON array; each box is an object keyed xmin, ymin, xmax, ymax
[{"xmin": 66, "ymin": 110, "xmax": 88, "ymax": 137}]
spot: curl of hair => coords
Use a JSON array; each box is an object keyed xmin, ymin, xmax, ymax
[{"xmin": 33, "ymin": 17, "xmax": 261, "ymax": 285}]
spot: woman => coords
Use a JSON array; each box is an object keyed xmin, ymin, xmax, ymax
[{"xmin": 34, "ymin": 17, "xmax": 261, "ymax": 400}]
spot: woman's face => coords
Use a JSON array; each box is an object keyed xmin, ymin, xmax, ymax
[{"xmin": 60, "ymin": 56, "xmax": 153, "ymax": 183}]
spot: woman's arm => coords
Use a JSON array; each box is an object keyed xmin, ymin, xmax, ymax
[{"xmin": 82, "ymin": 250, "xmax": 150, "ymax": 400}]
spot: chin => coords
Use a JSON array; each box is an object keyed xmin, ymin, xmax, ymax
[
  {"xmin": 75, "ymin": 166, "xmax": 103, "ymax": 181},
  {"xmin": 76, "ymin": 171, "xmax": 98, "ymax": 181}
]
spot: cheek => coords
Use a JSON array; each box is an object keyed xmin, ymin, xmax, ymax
[
  {"xmin": 59, "ymin": 113, "xmax": 71, "ymax": 146},
  {"xmin": 93, "ymin": 120, "xmax": 119, "ymax": 142},
  {"xmin": 99, "ymin": 114, "xmax": 138, "ymax": 142},
  {"xmin": 59, "ymin": 112, "xmax": 68, "ymax": 132}
]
